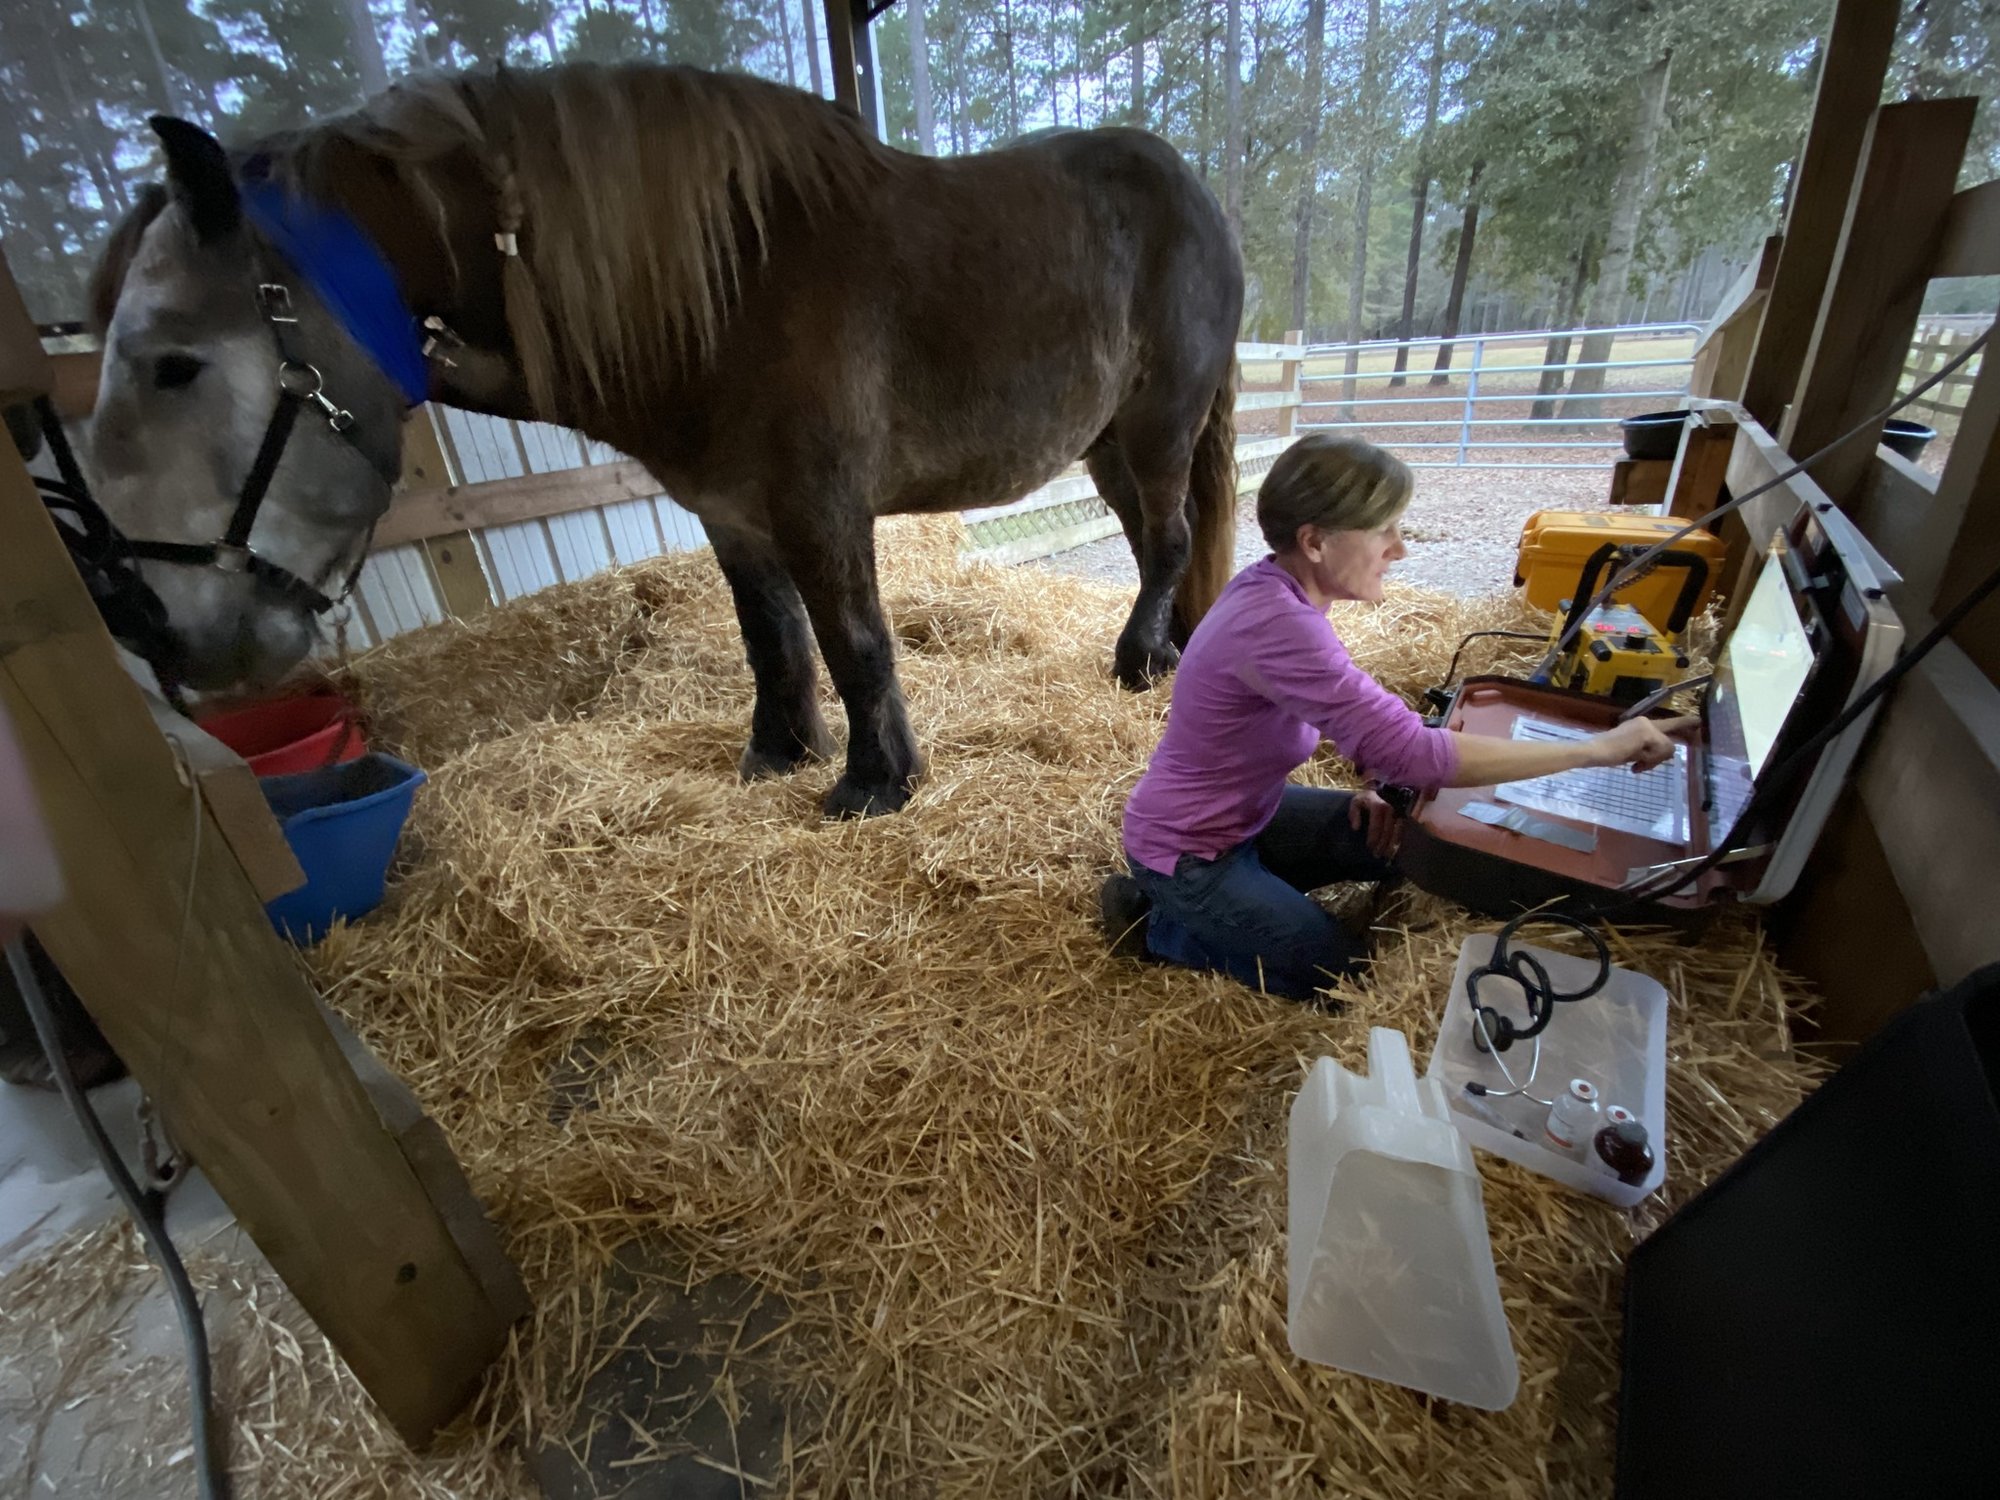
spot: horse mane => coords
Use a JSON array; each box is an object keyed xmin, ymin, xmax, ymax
[{"xmin": 273, "ymin": 63, "xmax": 886, "ymax": 421}]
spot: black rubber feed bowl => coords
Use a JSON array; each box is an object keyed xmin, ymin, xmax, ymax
[
  {"xmin": 1619, "ymin": 409, "xmax": 1690, "ymax": 462},
  {"xmin": 1882, "ymin": 419, "xmax": 1937, "ymax": 461}
]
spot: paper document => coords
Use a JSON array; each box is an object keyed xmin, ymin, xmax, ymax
[{"xmin": 1493, "ymin": 718, "xmax": 1689, "ymax": 845}]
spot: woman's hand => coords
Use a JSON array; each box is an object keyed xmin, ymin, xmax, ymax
[
  {"xmin": 1591, "ymin": 715, "xmax": 1698, "ymax": 774},
  {"xmin": 1446, "ymin": 714, "xmax": 1698, "ymax": 789},
  {"xmin": 1348, "ymin": 788, "xmax": 1401, "ymax": 859}
]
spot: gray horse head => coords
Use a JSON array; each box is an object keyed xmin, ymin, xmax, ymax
[{"xmin": 87, "ymin": 117, "xmax": 409, "ymax": 690}]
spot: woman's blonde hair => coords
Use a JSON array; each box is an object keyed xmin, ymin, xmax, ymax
[{"xmin": 1256, "ymin": 434, "xmax": 1414, "ymax": 552}]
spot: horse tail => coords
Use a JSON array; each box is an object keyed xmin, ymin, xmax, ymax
[{"xmin": 1173, "ymin": 355, "xmax": 1238, "ymax": 646}]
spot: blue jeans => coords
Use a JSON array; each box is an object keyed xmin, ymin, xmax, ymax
[{"xmin": 1128, "ymin": 787, "xmax": 1393, "ymax": 1002}]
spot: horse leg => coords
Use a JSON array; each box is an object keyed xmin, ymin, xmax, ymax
[
  {"xmin": 1084, "ymin": 433, "xmax": 1147, "ymax": 562},
  {"xmin": 710, "ymin": 527, "xmax": 836, "ymax": 779},
  {"xmin": 770, "ymin": 510, "xmax": 922, "ymax": 818},
  {"xmin": 1107, "ymin": 413, "xmax": 1201, "ymax": 690}
]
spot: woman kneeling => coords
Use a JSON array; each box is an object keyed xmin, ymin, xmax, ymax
[{"xmin": 1103, "ymin": 434, "xmax": 1681, "ymax": 1002}]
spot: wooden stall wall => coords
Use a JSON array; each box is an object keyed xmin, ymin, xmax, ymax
[{"xmin": 1693, "ymin": 24, "xmax": 2000, "ymax": 1048}]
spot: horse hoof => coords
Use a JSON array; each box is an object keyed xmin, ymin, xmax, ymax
[
  {"xmin": 822, "ymin": 775, "xmax": 913, "ymax": 819},
  {"xmin": 1114, "ymin": 640, "xmax": 1179, "ymax": 691},
  {"xmin": 740, "ymin": 744, "xmax": 805, "ymax": 781},
  {"xmin": 738, "ymin": 731, "xmax": 835, "ymax": 782}
]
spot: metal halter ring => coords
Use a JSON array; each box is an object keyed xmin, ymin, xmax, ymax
[
  {"xmin": 278, "ymin": 360, "xmax": 355, "ymax": 432},
  {"xmin": 278, "ymin": 360, "xmax": 324, "ymax": 398}
]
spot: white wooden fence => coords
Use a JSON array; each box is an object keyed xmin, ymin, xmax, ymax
[{"xmin": 1898, "ymin": 318, "xmax": 1989, "ymax": 422}]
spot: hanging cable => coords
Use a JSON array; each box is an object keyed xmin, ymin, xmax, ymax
[
  {"xmin": 4, "ymin": 941, "xmax": 230, "ymax": 1500},
  {"xmin": 1441, "ymin": 630, "xmax": 1548, "ymax": 693}
]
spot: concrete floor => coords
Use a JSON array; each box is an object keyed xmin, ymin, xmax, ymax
[{"xmin": 0, "ymin": 1075, "xmax": 266, "ymax": 1497}]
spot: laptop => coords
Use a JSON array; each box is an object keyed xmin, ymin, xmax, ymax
[
  {"xmin": 1489, "ymin": 541, "xmax": 1817, "ymax": 848},
  {"xmin": 1395, "ymin": 495, "xmax": 1903, "ymax": 916}
]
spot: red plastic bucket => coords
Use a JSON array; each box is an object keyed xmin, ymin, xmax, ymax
[{"xmin": 198, "ymin": 689, "xmax": 367, "ymax": 777}]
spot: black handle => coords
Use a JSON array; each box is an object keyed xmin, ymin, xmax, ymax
[
  {"xmin": 1651, "ymin": 548, "xmax": 1711, "ymax": 634},
  {"xmin": 1559, "ymin": 542, "xmax": 1622, "ymax": 644},
  {"xmin": 1559, "ymin": 541, "xmax": 1709, "ymax": 639}
]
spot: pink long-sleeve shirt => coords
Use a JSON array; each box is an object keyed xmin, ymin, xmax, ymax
[{"xmin": 1122, "ymin": 557, "xmax": 1461, "ymax": 876}]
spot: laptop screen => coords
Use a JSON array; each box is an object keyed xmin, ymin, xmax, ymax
[{"xmin": 1706, "ymin": 547, "xmax": 1817, "ymax": 837}]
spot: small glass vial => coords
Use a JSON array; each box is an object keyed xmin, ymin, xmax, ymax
[
  {"xmin": 1594, "ymin": 1108, "xmax": 1656, "ymax": 1187},
  {"xmin": 1544, "ymin": 1078, "xmax": 1600, "ymax": 1155}
]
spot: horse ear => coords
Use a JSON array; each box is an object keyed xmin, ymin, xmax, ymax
[
  {"xmin": 88, "ymin": 182, "xmax": 170, "ymax": 334},
  {"xmin": 150, "ymin": 115, "xmax": 239, "ymax": 243}
]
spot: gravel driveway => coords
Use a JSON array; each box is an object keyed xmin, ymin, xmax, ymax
[{"xmin": 1029, "ymin": 460, "xmax": 1613, "ymax": 599}]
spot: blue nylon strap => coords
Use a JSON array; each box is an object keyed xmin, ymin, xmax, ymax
[{"xmin": 238, "ymin": 178, "xmax": 430, "ymax": 408}]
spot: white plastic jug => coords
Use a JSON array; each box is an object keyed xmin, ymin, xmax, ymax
[{"xmin": 1287, "ymin": 1027, "xmax": 1519, "ymax": 1410}]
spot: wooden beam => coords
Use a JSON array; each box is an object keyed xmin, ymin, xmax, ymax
[
  {"xmin": 1847, "ymin": 446, "xmax": 1938, "ymax": 584},
  {"xmin": 1276, "ymin": 328, "xmax": 1303, "ymax": 439},
  {"xmin": 823, "ymin": 1, "xmax": 862, "ymax": 116},
  {"xmin": 1781, "ymin": 98, "xmax": 1977, "ymax": 508},
  {"xmin": 1740, "ymin": 0, "xmax": 1900, "ymax": 430},
  {"xmin": 1850, "ymin": 640, "xmax": 2000, "ymax": 989},
  {"xmin": 1238, "ymin": 341, "xmax": 1309, "ymax": 362},
  {"xmin": 0, "ymin": 448, "xmax": 522, "ymax": 1444},
  {"xmin": 1922, "ymin": 351, "xmax": 2000, "ymax": 687},
  {"xmin": 1719, "ymin": 416, "xmax": 1841, "ymax": 620},
  {"xmin": 49, "ymin": 350, "xmax": 99, "ymax": 420},
  {"xmin": 375, "ymin": 457, "xmax": 663, "ymax": 547},
  {"xmin": 1233, "ymin": 389, "xmax": 1303, "ymax": 413},
  {"xmin": 422, "ymin": 534, "xmax": 496, "ymax": 618},
  {"xmin": 1896, "ymin": 311, "xmax": 2000, "ymax": 647},
  {"xmin": 1689, "ymin": 235, "xmax": 1780, "ymax": 402},
  {"xmin": 397, "ymin": 407, "xmax": 494, "ymax": 618},
  {"xmin": 0, "ymin": 240, "xmax": 51, "ymax": 407},
  {"xmin": 1932, "ymin": 179, "xmax": 2000, "ymax": 279},
  {"xmin": 1774, "ymin": 787, "xmax": 1938, "ymax": 1048},
  {"xmin": 1607, "ymin": 458, "xmax": 1671, "ymax": 507},
  {"xmin": 1665, "ymin": 408, "xmax": 1738, "ymax": 523}
]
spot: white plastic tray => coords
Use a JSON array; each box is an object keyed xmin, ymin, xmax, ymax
[{"xmin": 1425, "ymin": 932, "xmax": 1669, "ymax": 1207}]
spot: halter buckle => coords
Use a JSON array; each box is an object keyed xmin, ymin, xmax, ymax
[
  {"xmin": 421, "ymin": 315, "xmax": 463, "ymax": 368},
  {"xmin": 213, "ymin": 542, "xmax": 254, "ymax": 574},
  {"xmin": 257, "ymin": 283, "xmax": 299, "ymax": 323}
]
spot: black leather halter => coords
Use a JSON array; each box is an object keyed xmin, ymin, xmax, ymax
[{"xmin": 119, "ymin": 278, "xmax": 380, "ymax": 616}]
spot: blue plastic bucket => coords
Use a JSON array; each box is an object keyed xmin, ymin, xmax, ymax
[{"xmin": 260, "ymin": 753, "xmax": 426, "ymax": 943}]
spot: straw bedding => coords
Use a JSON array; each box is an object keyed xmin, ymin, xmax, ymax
[{"xmin": 0, "ymin": 517, "xmax": 1819, "ymax": 1498}]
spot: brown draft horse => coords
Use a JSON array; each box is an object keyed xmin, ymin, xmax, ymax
[{"xmin": 86, "ymin": 62, "xmax": 1243, "ymax": 815}]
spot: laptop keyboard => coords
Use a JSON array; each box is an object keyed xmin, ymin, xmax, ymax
[{"xmin": 1494, "ymin": 718, "xmax": 1690, "ymax": 845}]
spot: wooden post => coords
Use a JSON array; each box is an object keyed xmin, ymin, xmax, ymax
[
  {"xmin": 1607, "ymin": 459, "xmax": 1672, "ymax": 507},
  {"xmin": 0, "ymin": 248, "xmax": 523, "ymax": 1440},
  {"xmin": 0, "ymin": 243, "xmax": 51, "ymax": 406},
  {"xmin": 1276, "ymin": 327, "xmax": 1303, "ymax": 439},
  {"xmin": 1665, "ymin": 409, "xmax": 1739, "ymax": 526},
  {"xmin": 0, "ymin": 445, "xmax": 524, "ymax": 1442},
  {"xmin": 1780, "ymin": 98, "xmax": 1976, "ymax": 508},
  {"xmin": 822, "ymin": 1, "xmax": 881, "ymax": 135},
  {"xmin": 401, "ymin": 407, "xmax": 494, "ymax": 620},
  {"xmin": 1909, "ymin": 339, "xmax": 2000, "ymax": 681},
  {"xmin": 1739, "ymin": 0, "xmax": 1899, "ymax": 431},
  {"xmin": 1688, "ymin": 235, "xmax": 1780, "ymax": 403}
]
